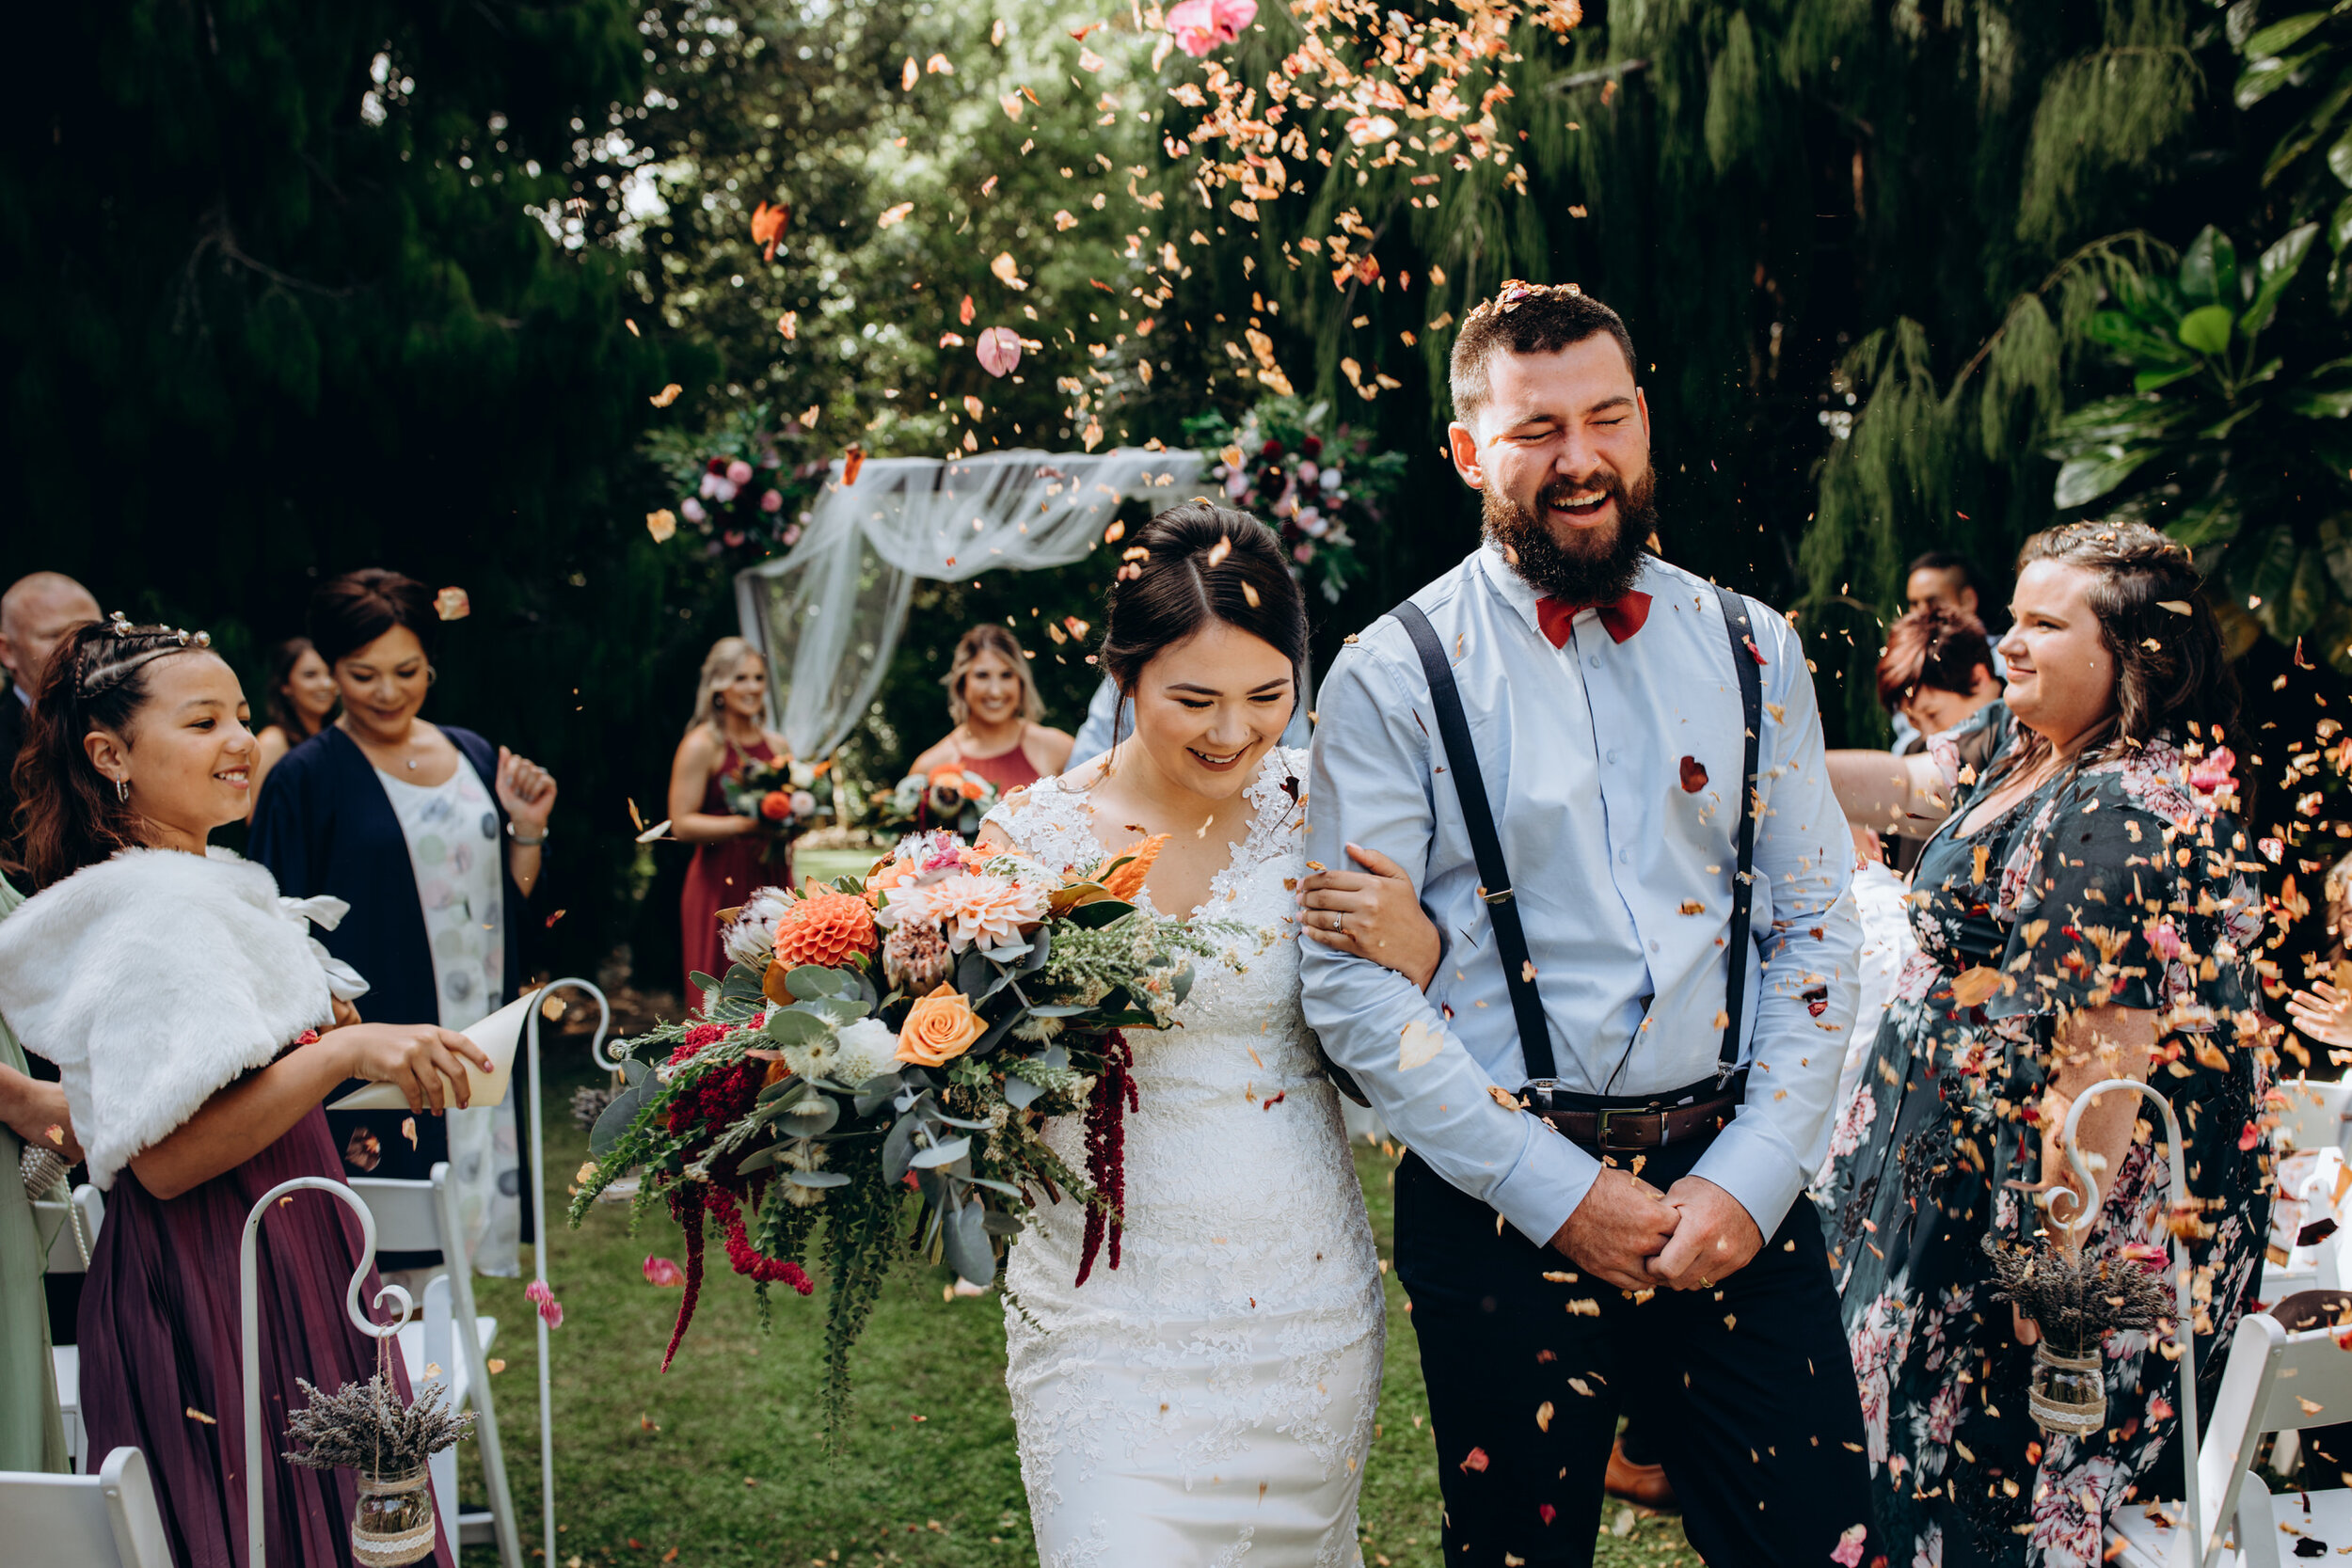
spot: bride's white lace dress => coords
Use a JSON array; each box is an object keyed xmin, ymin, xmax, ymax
[{"xmin": 984, "ymin": 747, "xmax": 1385, "ymax": 1567}]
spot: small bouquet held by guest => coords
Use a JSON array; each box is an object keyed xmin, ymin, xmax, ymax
[
  {"xmin": 879, "ymin": 765, "xmax": 999, "ymax": 838},
  {"xmin": 718, "ymin": 756, "xmax": 832, "ymax": 864},
  {"xmin": 570, "ymin": 827, "xmax": 1239, "ymax": 1437}
]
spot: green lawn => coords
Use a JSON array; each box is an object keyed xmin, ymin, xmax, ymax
[{"xmin": 456, "ymin": 1005, "xmax": 1693, "ymax": 1566}]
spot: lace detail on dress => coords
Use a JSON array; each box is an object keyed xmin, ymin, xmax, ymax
[{"xmin": 985, "ymin": 750, "xmax": 1382, "ymax": 1568}]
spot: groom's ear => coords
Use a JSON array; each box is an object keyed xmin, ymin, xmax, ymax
[{"xmin": 1446, "ymin": 421, "xmax": 1485, "ymax": 489}]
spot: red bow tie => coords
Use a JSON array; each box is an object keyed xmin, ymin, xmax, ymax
[{"xmin": 1536, "ymin": 590, "xmax": 1652, "ymax": 649}]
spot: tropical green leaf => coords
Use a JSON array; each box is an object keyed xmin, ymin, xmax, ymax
[
  {"xmin": 2055, "ymin": 448, "xmax": 2165, "ymax": 509},
  {"xmin": 2287, "ymin": 362, "xmax": 2352, "ymax": 415},
  {"xmin": 2243, "ymin": 12, "xmax": 2335, "ymax": 62},
  {"xmin": 2045, "ymin": 394, "xmax": 2184, "ymax": 453},
  {"xmin": 2242, "ymin": 223, "xmax": 2325, "ymax": 335},
  {"xmin": 2133, "ymin": 363, "xmax": 2204, "ymax": 393},
  {"xmin": 2334, "ymin": 195, "xmax": 2352, "ymax": 254},
  {"xmin": 2268, "ymin": 75, "xmax": 2352, "ymax": 185},
  {"xmin": 2197, "ymin": 402, "xmax": 2267, "ymax": 442},
  {"xmin": 2169, "ymin": 493, "xmax": 2246, "ymax": 549},
  {"xmin": 2180, "ymin": 228, "xmax": 2237, "ymax": 305},
  {"xmin": 2320, "ymin": 515, "xmax": 2352, "ymax": 596},
  {"xmin": 2238, "ymin": 51, "xmax": 2326, "ymax": 110},
  {"xmin": 2178, "ymin": 304, "xmax": 2235, "ymax": 354},
  {"xmin": 2087, "ymin": 309, "xmax": 2194, "ymax": 366},
  {"xmin": 2287, "ymin": 545, "xmax": 2331, "ymax": 637},
  {"xmin": 2247, "ymin": 525, "xmax": 2304, "ymax": 619}
]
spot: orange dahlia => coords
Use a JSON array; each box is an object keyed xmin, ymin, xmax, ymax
[{"xmin": 767, "ymin": 890, "xmax": 879, "ymax": 976}]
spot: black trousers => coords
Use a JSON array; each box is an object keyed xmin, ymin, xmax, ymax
[{"xmin": 1393, "ymin": 1140, "xmax": 1874, "ymax": 1566}]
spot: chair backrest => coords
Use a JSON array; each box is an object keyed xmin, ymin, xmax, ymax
[
  {"xmin": 347, "ymin": 1173, "xmax": 449, "ymax": 1257},
  {"xmin": 2277, "ymin": 1077, "xmax": 2352, "ymax": 1156},
  {"xmin": 0, "ymin": 1447, "xmax": 173, "ymax": 1567}
]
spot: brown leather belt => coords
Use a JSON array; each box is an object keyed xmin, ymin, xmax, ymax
[{"xmin": 1524, "ymin": 1071, "xmax": 1746, "ymax": 1155}]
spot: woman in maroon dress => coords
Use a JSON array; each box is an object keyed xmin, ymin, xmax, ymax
[
  {"xmin": 0, "ymin": 617, "xmax": 489, "ymax": 1568},
  {"xmin": 668, "ymin": 637, "xmax": 793, "ymax": 1000},
  {"xmin": 907, "ymin": 625, "xmax": 1075, "ymax": 792}
]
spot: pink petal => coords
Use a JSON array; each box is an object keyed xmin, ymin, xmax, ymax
[
  {"xmin": 644, "ymin": 1256, "xmax": 687, "ymax": 1288},
  {"xmin": 976, "ymin": 325, "xmax": 1022, "ymax": 378},
  {"xmin": 1209, "ymin": 0, "xmax": 1256, "ymax": 38}
]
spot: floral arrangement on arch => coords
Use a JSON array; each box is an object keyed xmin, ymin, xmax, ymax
[
  {"xmin": 876, "ymin": 766, "xmax": 1001, "ymax": 839},
  {"xmin": 570, "ymin": 828, "xmax": 1242, "ymax": 1439},
  {"xmin": 1182, "ymin": 395, "xmax": 1407, "ymax": 603},
  {"xmin": 719, "ymin": 756, "xmax": 836, "ymax": 866},
  {"xmin": 644, "ymin": 404, "xmax": 829, "ymax": 562}
]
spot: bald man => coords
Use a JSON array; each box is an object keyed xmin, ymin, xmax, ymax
[{"xmin": 0, "ymin": 572, "xmax": 102, "ymax": 856}]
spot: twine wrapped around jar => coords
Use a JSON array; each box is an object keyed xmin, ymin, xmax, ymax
[
  {"xmin": 2027, "ymin": 1342, "xmax": 2107, "ymax": 1436},
  {"xmin": 351, "ymin": 1465, "xmax": 436, "ymax": 1567}
]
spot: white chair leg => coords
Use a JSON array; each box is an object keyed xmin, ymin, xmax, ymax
[
  {"xmin": 438, "ymin": 1174, "xmax": 523, "ymax": 1568},
  {"xmin": 423, "ymin": 1272, "xmax": 458, "ymax": 1544}
]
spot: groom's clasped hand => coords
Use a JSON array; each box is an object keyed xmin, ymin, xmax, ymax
[{"xmin": 1551, "ymin": 1167, "xmax": 1764, "ymax": 1292}]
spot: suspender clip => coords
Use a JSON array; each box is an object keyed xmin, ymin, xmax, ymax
[{"xmin": 1480, "ymin": 885, "xmax": 1515, "ymax": 907}]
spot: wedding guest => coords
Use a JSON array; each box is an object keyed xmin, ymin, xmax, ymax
[
  {"xmin": 246, "ymin": 636, "xmax": 338, "ymax": 819},
  {"xmin": 1891, "ymin": 551, "xmax": 2005, "ymax": 749},
  {"xmin": 248, "ymin": 569, "xmax": 555, "ymax": 1278},
  {"xmin": 1829, "ymin": 605, "xmax": 2005, "ymax": 872},
  {"xmin": 0, "ymin": 871, "xmax": 73, "ymax": 1472},
  {"xmin": 667, "ymin": 637, "xmax": 790, "ymax": 1000},
  {"xmin": 908, "ymin": 625, "xmax": 1074, "ymax": 791},
  {"xmin": 1819, "ymin": 522, "xmax": 2272, "ymax": 1564},
  {"xmin": 0, "ymin": 571, "xmax": 101, "ymax": 861},
  {"xmin": 0, "ymin": 614, "xmax": 481, "ymax": 1561}
]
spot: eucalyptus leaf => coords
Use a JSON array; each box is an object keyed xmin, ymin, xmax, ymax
[
  {"xmin": 1041, "ymin": 1043, "xmax": 1072, "ymax": 1072},
  {"xmin": 1003, "ymin": 1075, "xmax": 1046, "ymax": 1110},
  {"xmin": 910, "ymin": 1135, "xmax": 973, "ymax": 1169},
  {"xmin": 852, "ymin": 1075, "xmax": 906, "ymax": 1117},
  {"xmin": 981, "ymin": 1209, "xmax": 1026, "ymax": 1237},
  {"xmin": 763, "ymin": 1007, "xmax": 830, "ymax": 1047},
  {"xmin": 966, "ymin": 1008, "xmax": 1021, "ymax": 1060},
  {"xmin": 1020, "ymin": 926, "xmax": 1052, "ymax": 974},
  {"xmin": 954, "ymin": 945, "xmax": 993, "ymax": 1000},
  {"xmin": 1025, "ymin": 1003, "xmax": 1095, "ymax": 1018},
  {"xmin": 755, "ymin": 1077, "xmax": 806, "ymax": 1106},
  {"xmin": 776, "ymin": 1097, "xmax": 841, "ymax": 1136},
  {"xmin": 785, "ymin": 1169, "xmax": 851, "ymax": 1188},
  {"xmin": 588, "ymin": 1081, "xmax": 648, "ymax": 1158},
  {"xmin": 733, "ymin": 1145, "xmax": 780, "ymax": 1175},
  {"xmin": 882, "ymin": 1115, "xmax": 917, "ymax": 1183},
  {"xmin": 964, "ymin": 1176, "xmax": 1024, "ymax": 1198},
  {"xmin": 787, "ymin": 964, "xmax": 856, "ymax": 999},
  {"xmin": 941, "ymin": 1197, "xmax": 996, "ymax": 1284}
]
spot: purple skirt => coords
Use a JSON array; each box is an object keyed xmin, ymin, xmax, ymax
[{"xmin": 78, "ymin": 1106, "xmax": 456, "ymax": 1568}]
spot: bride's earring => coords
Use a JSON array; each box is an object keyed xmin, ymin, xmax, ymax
[{"xmin": 115, "ymin": 776, "xmax": 129, "ymax": 803}]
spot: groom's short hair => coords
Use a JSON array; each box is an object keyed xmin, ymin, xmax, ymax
[{"xmin": 1449, "ymin": 283, "xmax": 1638, "ymax": 431}]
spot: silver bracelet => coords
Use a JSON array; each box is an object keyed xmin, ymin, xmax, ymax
[{"xmin": 506, "ymin": 822, "xmax": 548, "ymax": 847}]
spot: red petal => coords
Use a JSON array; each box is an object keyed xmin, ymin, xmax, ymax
[
  {"xmin": 1459, "ymin": 1446, "xmax": 1490, "ymax": 1473},
  {"xmin": 1679, "ymin": 755, "xmax": 1708, "ymax": 793}
]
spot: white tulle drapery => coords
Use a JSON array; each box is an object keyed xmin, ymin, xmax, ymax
[{"xmin": 734, "ymin": 448, "xmax": 1202, "ymax": 758}]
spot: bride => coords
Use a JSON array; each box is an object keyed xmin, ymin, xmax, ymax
[{"xmin": 975, "ymin": 502, "xmax": 1440, "ymax": 1567}]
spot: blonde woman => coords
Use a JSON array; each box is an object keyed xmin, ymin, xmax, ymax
[
  {"xmin": 908, "ymin": 624, "xmax": 1074, "ymax": 790},
  {"xmin": 668, "ymin": 638, "xmax": 790, "ymax": 1000}
]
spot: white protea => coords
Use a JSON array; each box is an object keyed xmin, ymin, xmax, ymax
[{"xmin": 721, "ymin": 887, "xmax": 792, "ymax": 970}]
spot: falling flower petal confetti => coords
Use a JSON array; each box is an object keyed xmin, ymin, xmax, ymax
[
  {"xmin": 434, "ymin": 587, "xmax": 470, "ymax": 621},
  {"xmin": 977, "ymin": 325, "xmax": 1023, "ymax": 377}
]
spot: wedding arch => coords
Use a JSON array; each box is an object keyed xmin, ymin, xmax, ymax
[{"xmin": 734, "ymin": 447, "xmax": 1202, "ymax": 758}]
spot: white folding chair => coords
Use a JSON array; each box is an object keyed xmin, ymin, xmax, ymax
[
  {"xmin": 2108, "ymin": 1298, "xmax": 2352, "ymax": 1566},
  {"xmin": 349, "ymin": 1163, "xmax": 521, "ymax": 1568},
  {"xmin": 33, "ymin": 1182, "xmax": 103, "ymax": 1473},
  {"xmin": 2275, "ymin": 1077, "xmax": 2352, "ymax": 1159},
  {"xmin": 0, "ymin": 1446, "xmax": 172, "ymax": 1566}
]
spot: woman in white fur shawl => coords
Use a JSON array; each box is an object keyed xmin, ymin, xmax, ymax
[{"xmin": 0, "ymin": 616, "xmax": 490, "ymax": 1568}]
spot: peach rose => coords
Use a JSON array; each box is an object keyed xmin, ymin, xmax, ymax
[{"xmin": 897, "ymin": 983, "xmax": 988, "ymax": 1067}]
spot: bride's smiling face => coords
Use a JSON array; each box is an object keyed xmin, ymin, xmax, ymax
[{"xmin": 1126, "ymin": 621, "xmax": 1295, "ymax": 800}]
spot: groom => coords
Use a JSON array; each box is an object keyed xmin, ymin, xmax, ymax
[{"xmin": 1299, "ymin": 283, "xmax": 1872, "ymax": 1565}]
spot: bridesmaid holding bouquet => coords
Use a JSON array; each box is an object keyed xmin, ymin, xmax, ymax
[{"xmin": 668, "ymin": 637, "xmax": 791, "ymax": 1002}]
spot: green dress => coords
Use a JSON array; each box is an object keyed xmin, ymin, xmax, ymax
[
  {"xmin": 0, "ymin": 873, "xmax": 69, "ymax": 1472},
  {"xmin": 1817, "ymin": 706, "xmax": 2274, "ymax": 1565}
]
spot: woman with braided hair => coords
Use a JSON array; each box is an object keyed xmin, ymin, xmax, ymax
[
  {"xmin": 1818, "ymin": 523, "xmax": 2273, "ymax": 1565},
  {"xmin": 0, "ymin": 615, "xmax": 485, "ymax": 1565}
]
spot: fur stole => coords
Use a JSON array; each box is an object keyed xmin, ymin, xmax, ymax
[{"xmin": 0, "ymin": 847, "xmax": 367, "ymax": 1190}]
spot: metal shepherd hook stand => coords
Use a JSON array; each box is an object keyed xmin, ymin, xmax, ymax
[
  {"xmin": 240, "ymin": 1178, "xmax": 412, "ymax": 1568},
  {"xmin": 238, "ymin": 978, "xmax": 613, "ymax": 1568},
  {"xmin": 2048, "ymin": 1078, "xmax": 2203, "ymax": 1567}
]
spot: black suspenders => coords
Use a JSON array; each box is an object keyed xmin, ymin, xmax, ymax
[{"xmin": 1390, "ymin": 583, "xmax": 1764, "ymax": 1093}]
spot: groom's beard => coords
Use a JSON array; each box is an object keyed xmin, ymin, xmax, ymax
[{"xmin": 1483, "ymin": 466, "xmax": 1658, "ymax": 605}]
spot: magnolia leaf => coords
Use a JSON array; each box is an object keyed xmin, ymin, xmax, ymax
[
  {"xmin": 1067, "ymin": 897, "xmax": 1137, "ymax": 929},
  {"xmin": 2180, "ymin": 227, "xmax": 2238, "ymax": 307},
  {"xmin": 2176, "ymin": 304, "xmax": 2233, "ymax": 356},
  {"xmin": 2240, "ymin": 222, "xmax": 2324, "ymax": 336},
  {"xmin": 2054, "ymin": 448, "xmax": 2162, "ymax": 510},
  {"xmin": 589, "ymin": 1081, "xmax": 648, "ymax": 1157}
]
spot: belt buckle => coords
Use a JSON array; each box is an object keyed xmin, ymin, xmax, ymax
[{"xmin": 1597, "ymin": 1102, "xmax": 1664, "ymax": 1151}]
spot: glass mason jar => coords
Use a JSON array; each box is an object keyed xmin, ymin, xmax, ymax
[
  {"xmin": 351, "ymin": 1465, "xmax": 437, "ymax": 1567},
  {"xmin": 2028, "ymin": 1341, "xmax": 2107, "ymax": 1436}
]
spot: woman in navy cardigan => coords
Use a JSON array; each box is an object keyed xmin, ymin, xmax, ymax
[{"xmin": 249, "ymin": 569, "xmax": 556, "ymax": 1273}]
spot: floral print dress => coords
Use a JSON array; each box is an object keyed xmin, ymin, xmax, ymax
[{"xmin": 1817, "ymin": 705, "xmax": 2274, "ymax": 1567}]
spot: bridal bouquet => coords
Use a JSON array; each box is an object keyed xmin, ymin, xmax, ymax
[
  {"xmin": 718, "ymin": 757, "xmax": 833, "ymax": 865},
  {"xmin": 876, "ymin": 766, "xmax": 999, "ymax": 838},
  {"xmin": 571, "ymin": 828, "xmax": 1235, "ymax": 1435}
]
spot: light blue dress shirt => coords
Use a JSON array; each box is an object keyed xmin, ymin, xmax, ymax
[{"xmin": 1299, "ymin": 546, "xmax": 1863, "ymax": 1246}]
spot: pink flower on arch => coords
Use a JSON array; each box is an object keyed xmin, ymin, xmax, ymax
[
  {"xmin": 1166, "ymin": 0, "xmax": 1256, "ymax": 56},
  {"xmin": 525, "ymin": 1278, "xmax": 564, "ymax": 1329}
]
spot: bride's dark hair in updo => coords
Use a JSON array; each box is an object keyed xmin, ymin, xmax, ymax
[{"xmin": 1098, "ymin": 500, "xmax": 1308, "ymax": 746}]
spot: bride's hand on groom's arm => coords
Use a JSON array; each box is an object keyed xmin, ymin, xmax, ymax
[
  {"xmin": 1645, "ymin": 1177, "xmax": 1764, "ymax": 1291},
  {"xmin": 1299, "ymin": 843, "xmax": 1441, "ymax": 990},
  {"xmin": 1549, "ymin": 1167, "xmax": 1681, "ymax": 1291}
]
